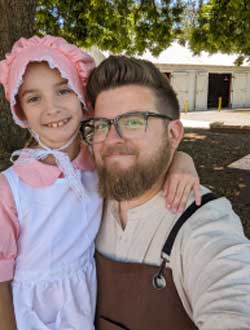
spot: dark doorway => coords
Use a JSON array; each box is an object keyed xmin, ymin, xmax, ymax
[
  {"xmin": 164, "ymin": 72, "xmax": 171, "ymax": 82},
  {"xmin": 207, "ymin": 73, "xmax": 231, "ymax": 108}
]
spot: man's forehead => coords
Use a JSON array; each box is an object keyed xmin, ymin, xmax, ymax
[{"xmin": 94, "ymin": 85, "xmax": 156, "ymax": 118}]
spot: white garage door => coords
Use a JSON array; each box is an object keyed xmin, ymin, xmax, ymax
[
  {"xmin": 195, "ymin": 72, "xmax": 208, "ymax": 110},
  {"xmin": 232, "ymin": 73, "xmax": 247, "ymax": 108},
  {"xmin": 171, "ymin": 72, "xmax": 189, "ymax": 111}
]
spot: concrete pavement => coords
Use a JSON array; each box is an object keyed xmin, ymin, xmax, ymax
[{"xmin": 181, "ymin": 109, "xmax": 250, "ymax": 131}]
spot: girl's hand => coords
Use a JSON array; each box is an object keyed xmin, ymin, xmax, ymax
[
  {"xmin": 0, "ymin": 281, "xmax": 17, "ymax": 330},
  {"xmin": 163, "ymin": 151, "xmax": 201, "ymax": 213}
]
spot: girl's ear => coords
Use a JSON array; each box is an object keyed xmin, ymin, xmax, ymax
[{"xmin": 168, "ymin": 120, "xmax": 184, "ymax": 150}]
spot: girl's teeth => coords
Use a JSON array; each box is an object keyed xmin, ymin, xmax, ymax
[{"xmin": 48, "ymin": 119, "xmax": 69, "ymax": 128}]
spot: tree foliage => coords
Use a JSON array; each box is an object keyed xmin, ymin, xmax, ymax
[
  {"xmin": 1, "ymin": 0, "xmax": 186, "ymax": 167},
  {"xmin": 35, "ymin": 0, "xmax": 250, "ymax": 62},
  {"xmin": 35, "ymin": 0, "xmax": 184, "ymax": 55},
  {"xmin": 1, "ymin": 0, "xmax": 250, "ymax": 166},
  {"xmin": 0, "ymin": 0, "xmax": 37, "ymax": 169},
  {"xmin": 189, "ymin": 0, "xmax": 250, "ymax": 64}
]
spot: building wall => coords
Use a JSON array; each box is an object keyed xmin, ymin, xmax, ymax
[{"xmin": 157, "ymin": 64, "xmax": 250, "ymax": 111}]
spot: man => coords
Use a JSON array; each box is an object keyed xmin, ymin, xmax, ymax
[{"xmin": 82, "ymin": 56, "xmax": 250, "ymax": 330}]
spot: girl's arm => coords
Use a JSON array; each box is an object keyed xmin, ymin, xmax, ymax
[
  {"xmin": 0, "ymin": 281, "xmax": 16, "ymax": 330},
  {"xmin": 164, "ymin": 151, "xmax": 201, "ymax": 213},
  {"xmin": 0, "ymin": 174, "xmax": 19, "ymax": 330}
]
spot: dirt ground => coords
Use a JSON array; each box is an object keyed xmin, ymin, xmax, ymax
[{"xmin": 180, "ymin": 128, "xmax": 250, "ymax": 238}]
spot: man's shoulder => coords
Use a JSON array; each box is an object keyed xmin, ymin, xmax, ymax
[
  {"xmin": 186, "ymin": 185, "xmax": 233, "ymax": 215},
  {"xmin": 189, "ymin": 185, "xmax": 234, "ymax": 215},
  {"xmin": 157, "ymin": 185, "xmax": 234, "ymax": 218},
  {"xmin": 157, "ymin": 184, "xmax": 243, "ymax": 234},
  {"xmin": 177, "ymin": 185, "xmax": 245, "ymax": 238}
]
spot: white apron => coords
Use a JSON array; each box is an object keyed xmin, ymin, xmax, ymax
[{"xmin": 3, "ymin": 167, "xmax": 102, "ymax": 330}]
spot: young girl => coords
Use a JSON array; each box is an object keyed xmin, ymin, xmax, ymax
[{"xmin": 0, "ymin": 36, "xmax": 199, "ymax": 330}]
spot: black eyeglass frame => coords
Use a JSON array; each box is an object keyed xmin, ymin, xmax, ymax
[{"xmin": 80, "ymin": 111, "xmax": 173, "ymax": 145}]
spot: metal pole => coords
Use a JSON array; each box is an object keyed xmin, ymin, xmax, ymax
[
  {"xmin": 218, "ymin": 97, "xmax": 222, "ymax": 112},
  {"xmin": 184, "ymin": 99, "xmax": 189, "ymax": 113}
]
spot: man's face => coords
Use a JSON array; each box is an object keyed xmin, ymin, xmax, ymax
[{"xmin": 93, "ymin": 85, "xmax": 176, "ymax": 200}]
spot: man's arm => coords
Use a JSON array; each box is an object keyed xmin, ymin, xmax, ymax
[
  {"xmin": 176, "ymin": 196, "xmax": 250, "ymax": 329},
  {"xmin": 0, "ymin": 281, "xmax": 16, "ymax": 330}
]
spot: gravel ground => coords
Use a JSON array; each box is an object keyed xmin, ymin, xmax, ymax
[{"xmin": 180, "ymin": 128, "xmax": 250, "ymax": 238}]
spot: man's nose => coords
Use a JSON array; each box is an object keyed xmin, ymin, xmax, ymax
[{"xmin": 105, "ymin": 124, "xmax": 123, "ymax": 143}]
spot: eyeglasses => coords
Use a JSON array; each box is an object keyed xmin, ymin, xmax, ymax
[{"xmin": 80, "ymin": 111, "xmax": 173, "ymax": 145}]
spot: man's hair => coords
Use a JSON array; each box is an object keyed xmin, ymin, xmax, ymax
[{"xmin": 87, "ymin": 55, "xmax": 180, "ymax": 119}]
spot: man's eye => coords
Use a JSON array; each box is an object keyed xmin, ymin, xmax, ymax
[
  {"xmin": 123, "ymin": 118, "xmax": 144, "ymax": 128},
  {"xmin": 58, "ymin": 88, "xmax": 72, "ymax": 96},
  {"xmin": 95, "ymin": 122, "xmax": 109, "ymax": 131}
]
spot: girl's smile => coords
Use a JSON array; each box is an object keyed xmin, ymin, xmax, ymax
[{"xmin": 45, "ymin": 117, "xmax": 71, "ymax": 128}]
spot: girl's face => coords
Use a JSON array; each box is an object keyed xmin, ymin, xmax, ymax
[{"xmin": 18, "ymin": 62, "xmax": 83, "ymax": 150}]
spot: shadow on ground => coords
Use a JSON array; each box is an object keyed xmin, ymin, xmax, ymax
[{"xmin": 180, "ymin": 128, "xmax": 250, "ymax": 238}]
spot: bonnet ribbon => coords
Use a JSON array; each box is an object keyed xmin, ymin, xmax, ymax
[{"xmin": 11, "ymin": 130, "xmax": 86, "ymax": 201}]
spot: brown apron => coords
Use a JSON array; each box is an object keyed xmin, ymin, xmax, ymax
[{"xmin": 95, "ymin": 193, "xmax": 217, "ymax": 330}]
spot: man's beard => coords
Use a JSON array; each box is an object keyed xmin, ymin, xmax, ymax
[{"xmin": 95, "ymin": 136, "xmax": 172, "ymax": 201}]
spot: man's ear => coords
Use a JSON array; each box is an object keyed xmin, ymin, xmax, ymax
[{"xmin": 168, "ymin": 120, "xmax": 184, "ymax": 150}]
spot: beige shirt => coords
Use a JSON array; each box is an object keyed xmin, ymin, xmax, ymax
[{"xmin": 96, "ymin": 186, "xmax": 250, "ymax": 330}]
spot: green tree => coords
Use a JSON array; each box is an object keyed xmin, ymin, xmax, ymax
[
  {"xmin": 35, "ymin": 0, "xmax": 184, "ymax": 56},
  {"xmin": 177, "ymin": 0, "xmax": 198, "ymax": 45},
  {"xmin": 0, "ymin": 0, "xmax": 185, "ymax": 168},
  {"xmin": 189, "ymin": 0, "xmax": 250, "ymax": 64},
  {"xmin": 0, "ymin": 0, "xmax": 37, "ymax": 169}
]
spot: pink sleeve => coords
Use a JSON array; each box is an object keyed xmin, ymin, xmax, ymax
[{"xmin": 0, "ymin": 173, "xmax": 19, "ymax": 282}]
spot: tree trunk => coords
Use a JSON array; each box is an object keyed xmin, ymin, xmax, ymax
[{"xmin": 0, "ymin": 0, "xmax": 37, "ymax": 170}]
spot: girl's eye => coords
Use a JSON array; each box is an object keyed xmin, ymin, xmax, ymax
[
  {"xmin": 58, "ymin": 88, "xmax": 72, "ymax": 96},
  {"xmin": 27, "ymin": 96, "xmax": 40, "ymax": 103}
]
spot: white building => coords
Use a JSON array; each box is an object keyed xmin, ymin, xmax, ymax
[{"xmin": 140, "ymin": 42, "xmax": 250, "ymax": 111}]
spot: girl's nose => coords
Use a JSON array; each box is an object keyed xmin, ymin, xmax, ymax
[{"xmin": 45, "ymin": 97, "xmax": 62, "ymax": 115}]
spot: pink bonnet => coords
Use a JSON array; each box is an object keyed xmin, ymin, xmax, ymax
[{"xmin": 0, "ymin": 35, "xmax": 95, "ymax": 128}]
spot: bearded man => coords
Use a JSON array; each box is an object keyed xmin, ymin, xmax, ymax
[{"xmin": 81, "ymin": 56, "xmax": 250, "ymax": 330}]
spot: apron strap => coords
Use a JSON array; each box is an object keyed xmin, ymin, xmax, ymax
[
  {"xmin": 153, "ymin": 192, "xmax": 217, "ymax": 289},
  {"xmin": 162, "ymin": 192, "xmax": 218, "ymax": 259}
]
